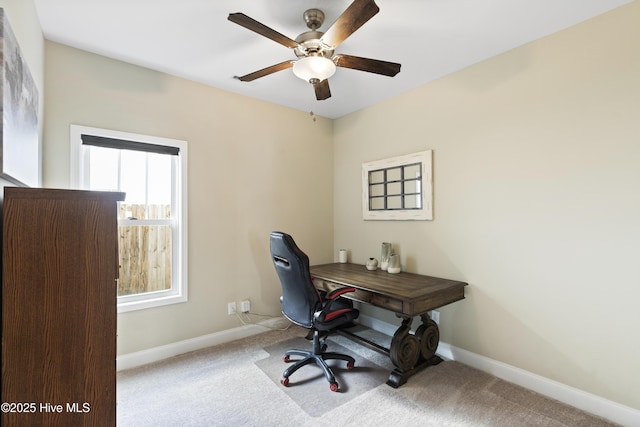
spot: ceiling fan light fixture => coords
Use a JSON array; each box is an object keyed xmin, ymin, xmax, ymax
[{"xmin": 293, "ymin": 56, "xmax": 336, "ymax": 83}]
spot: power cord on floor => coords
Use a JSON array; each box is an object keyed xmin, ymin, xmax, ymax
[{"xmin": 234, "ymin": 310, "xmax": 292, "ymax": 331}]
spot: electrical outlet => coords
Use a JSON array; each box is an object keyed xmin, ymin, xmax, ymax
[
  {"xmin": 227, "ymin": 302, "xmax": 236, "ymax": 315},
  {"xmin": 240, "ymin": 300, "xmax": 250, "ymax": 313}
]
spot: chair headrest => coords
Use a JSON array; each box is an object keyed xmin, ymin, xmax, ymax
[{"xmin": 270, "ymin": 231, "xmax": 307, "ymax": 264}]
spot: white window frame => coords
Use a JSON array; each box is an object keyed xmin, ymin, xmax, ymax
[
  {"xmin": 70, "ymin": 125, "xmax": 188, "ymax": 312},
  {"xmin": 362, "ymin": 150, "xmax": 433, "ymax": 220}
]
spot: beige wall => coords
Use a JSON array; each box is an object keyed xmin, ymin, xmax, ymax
[
  {"xmin": 0, "ymin": 0, "xmax": 44, "ymax": 185},
  {"xmin": 43, "ymin": 42, "xmax": 334, "ymax": 355},
  {"xmin": 334, "ymin": 1, "xmax": 639, "ymax": 410}
]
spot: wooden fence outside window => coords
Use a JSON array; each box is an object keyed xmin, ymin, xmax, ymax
[{"xmin": 118, "ymin": 204, "xmax": 172, "ymax": 296}]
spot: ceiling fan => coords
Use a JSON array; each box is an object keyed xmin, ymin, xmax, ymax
[{"xmin": 228, "ymin": 0, "xmax": 401, "ymax": 101}]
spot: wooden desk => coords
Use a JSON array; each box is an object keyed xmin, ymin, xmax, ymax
[{"xmin": 310, "ymin": 262, "xmax": 468, "ymax": 387}]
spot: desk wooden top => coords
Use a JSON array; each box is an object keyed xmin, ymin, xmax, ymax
[{"xmin": 310, "ymin": 263, "xmax": 468, "ymax": 317}]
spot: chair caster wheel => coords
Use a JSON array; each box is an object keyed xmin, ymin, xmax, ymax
[
  {"xmin": 347, "ymin": 361, "xmax": 355, "ymax": 370},
  {"xmin": 281, "ymin": 377, "xmax": 290, "ymax": 387},
  {"xmin": 329, "ymin": 382, "xmax": 339, "ymax": 392}
]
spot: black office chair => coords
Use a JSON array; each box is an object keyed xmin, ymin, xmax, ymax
[{"xmin": 270, "ymin": 231, "xmax": 359, "ymax": 392}]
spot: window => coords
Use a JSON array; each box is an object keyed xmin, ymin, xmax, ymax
[
  {"xmin": 362, "ymin": 150, "xmax": 433, "ymax": 220},
  {"xmin": 70, "ymin": 125, "xmax": 188, "ymax": 312}
]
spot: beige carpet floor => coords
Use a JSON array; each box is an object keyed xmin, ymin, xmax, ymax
[{"xmin": 117, "ymin": 324, "xmax": 618, "ymax": 426}]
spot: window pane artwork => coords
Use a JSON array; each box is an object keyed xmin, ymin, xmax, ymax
[{"xmin": 362, "ymin": 150, "xmax": 433, "ymax": 220}]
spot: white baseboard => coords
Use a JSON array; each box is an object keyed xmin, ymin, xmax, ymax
[
  {"xmin": 358, "ymin": 314, "xmax": 640, "ymax": 427},
  {"xmin": 116, "ymin": 323, "xmax": 267, "ymax": 372}
]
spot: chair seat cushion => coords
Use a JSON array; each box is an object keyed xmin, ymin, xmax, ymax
[{"xmin": 315, "ymin": 308, "xmax": 359, "ymax": 331}]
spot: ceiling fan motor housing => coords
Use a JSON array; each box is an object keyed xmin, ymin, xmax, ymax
[
  {"xmin": 294, "ymin": 31, "xmax": 335, "ymax": 59},
  {"xmin": 294, "ymin": 9, "xmax": 335, "ymax": 59}
]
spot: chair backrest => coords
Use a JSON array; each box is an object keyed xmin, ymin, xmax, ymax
[{"xmin": 270, "ymin": 231, "xmax": 321, "ymax": 329}]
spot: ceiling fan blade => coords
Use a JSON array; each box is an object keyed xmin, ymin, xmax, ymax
[
  {"xmin": 235, "ymin": 61, "xmax": 294, "ymax": 82},
  {"xmin": 320, "ymin": 0, "xmax": 380, "ymax": 49},
  {"xmin": 333, "ymin": 54, "xmax": 401, "ymax": 77},
  {"xmin": 228, "ymin": 13, "xmax": 299, "ymax": 49},
  {"xmin": 313, "ymin": 79, "xmax": 332, "ymax": 100}
]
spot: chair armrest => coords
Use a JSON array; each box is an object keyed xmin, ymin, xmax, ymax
[
  {"xmin": 314, "ymin": 287, "xmax": 357, "ymax": 323},
  {"xmin": 326, "ymin": 287, "xmax": 356, "ymax": 300}
]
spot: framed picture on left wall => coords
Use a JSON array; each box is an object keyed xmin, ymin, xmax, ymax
[{"xmin": 0, "ymin": 8, "xmax": 39, "ymax": 187}]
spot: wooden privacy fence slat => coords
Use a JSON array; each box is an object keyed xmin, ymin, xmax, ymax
[{"xmin": 117, "ymin": 204, "xmax": 172, "ymax": 296}]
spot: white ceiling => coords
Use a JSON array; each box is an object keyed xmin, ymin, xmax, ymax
[{"xmin": 33, "ymin": 0, "xmax": 631, "ymax": 119}]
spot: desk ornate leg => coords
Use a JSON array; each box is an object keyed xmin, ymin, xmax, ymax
[
  {"xmin": 387, "ymin": 313, "xmax": 443, "ymax": 388},
  {"xmin": 389, "ymin": 317, "xmax": 419, "ymax": 371},
  {"xmin": 415, "ymin": 314, "xmax": 440, "ymax": 360}
]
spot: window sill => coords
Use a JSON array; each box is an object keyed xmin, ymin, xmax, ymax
[{"xmin": 117, "ymin": 292, "xmax": 187, "ymax": 313}]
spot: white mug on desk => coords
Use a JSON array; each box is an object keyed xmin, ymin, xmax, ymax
[{"xmin": 338, "ymin": 249, "xmax": 347, "ymax": 263}]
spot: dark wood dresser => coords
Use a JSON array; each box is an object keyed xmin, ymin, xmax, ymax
[{"xmin": 2, "ymin": 187, "xmax": 124, "ymax": 426}]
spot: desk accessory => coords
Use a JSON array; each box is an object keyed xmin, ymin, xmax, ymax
[
  {"xmin": 387, "ymin": 254, "xmax": 401, "ymax": 273},
  {"xmin": 380, "ymin": 242, "xmax": 392, "ymax": 270}
]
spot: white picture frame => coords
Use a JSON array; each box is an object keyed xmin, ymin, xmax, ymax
[{"xmin": 362, "ymin": 150, "xmax": 433, "ymax": 220}]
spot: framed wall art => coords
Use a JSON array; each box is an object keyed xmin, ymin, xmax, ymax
[
  {"xmin": 362, "ymin": 150, "xmax": 433, "ymax": 220},
  {"xmin": 0, "ymin": 8, "xmax": 39, "ymax": 187}
]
